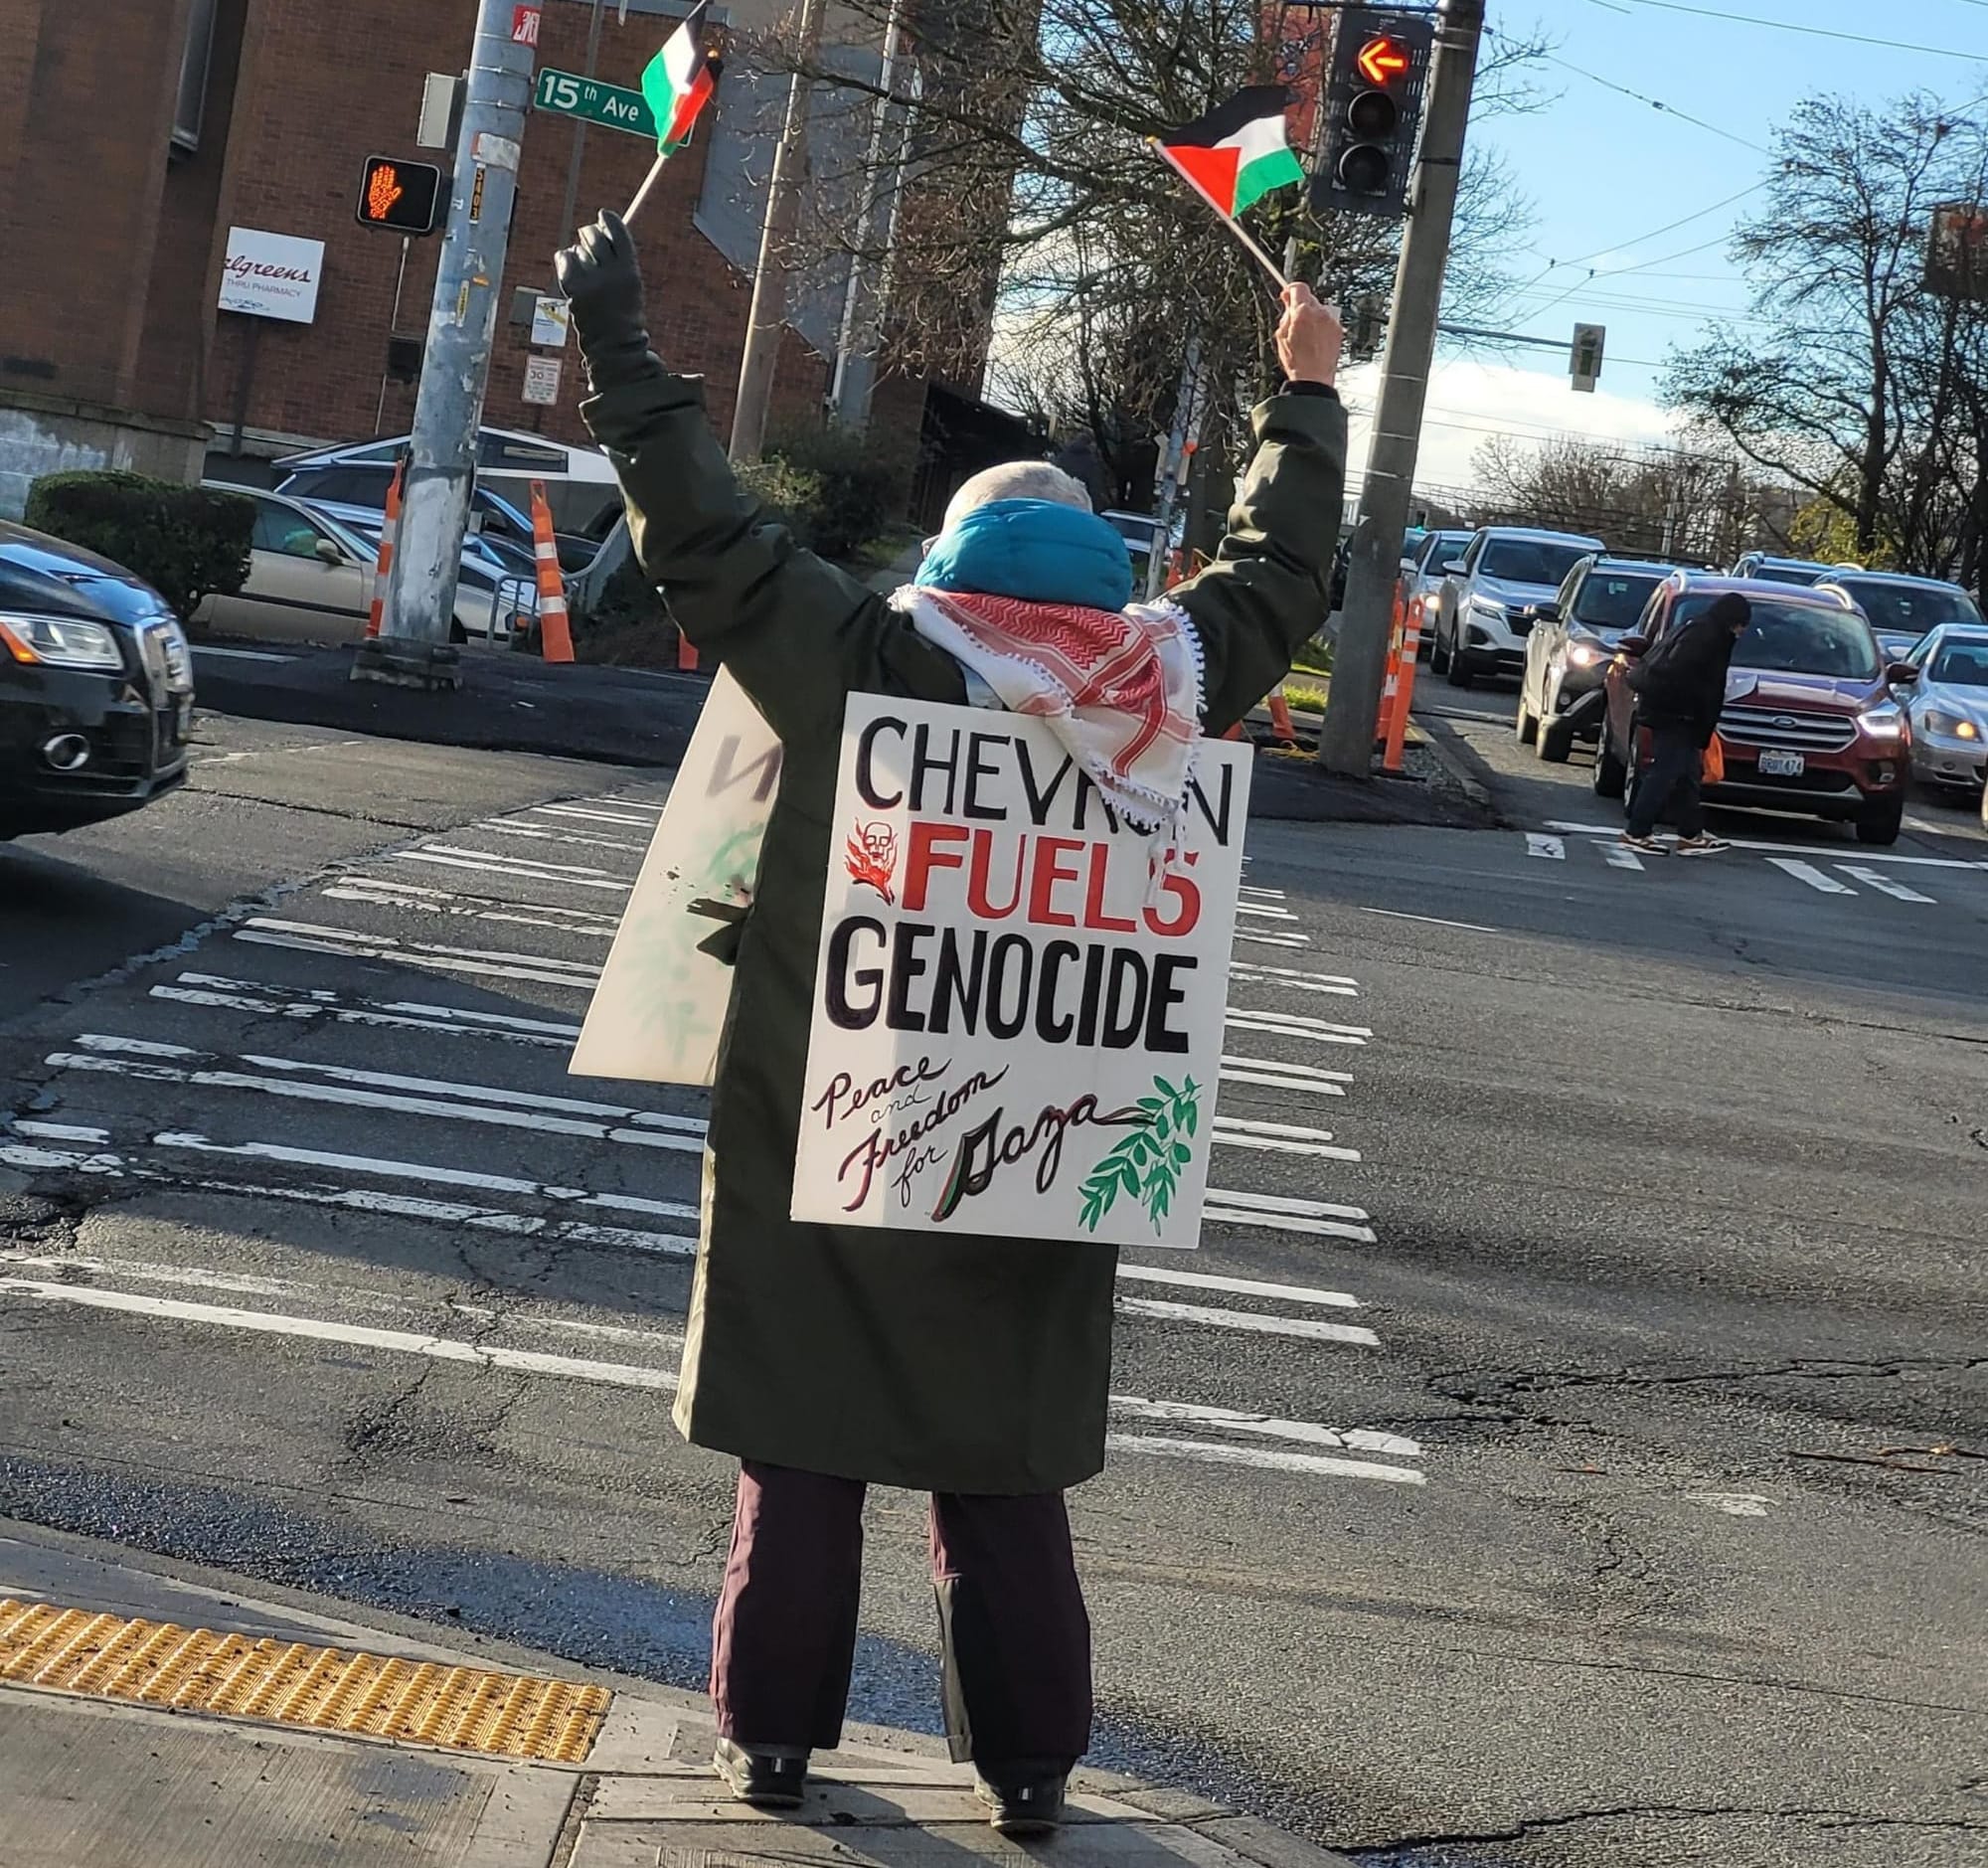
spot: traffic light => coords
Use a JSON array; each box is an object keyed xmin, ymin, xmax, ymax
[
  {"xmin": 1311, "ymin": 9, "xmax": 1434, "ymax": 222},
  {"xmin": 1571, "ymin": 323, "xmax": 1605, "ymax": 393},
  {"xmin": 356, "ymin": 155, "xmax": 445, "ymax": 236}
]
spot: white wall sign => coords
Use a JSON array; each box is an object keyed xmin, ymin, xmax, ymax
[
  {"xmin": 571, "ymin": 671, "xmax": 781, "ymax": 1088},
  {"xmin": 218, "ymin": 228, "xmax": 326, "ymax": 324},
  {"xmin": 522, "ymin": 356, "xmax": 564, "ymax": 405},
  {"xmin": 791, "ymin": 694, "xmax": 1250, "ymax": 1248},
  {"xmin": 531, "ymin": 294, "xmax": 572, "ymax": 349}
]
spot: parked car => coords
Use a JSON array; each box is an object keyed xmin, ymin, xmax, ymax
[
  {"xmin": 1594, "ymin": 574, "xmax": 1911, "ymax": 844},
  {"xmin": 1812, "ymin": 570, "xmax": 1984, "ymax": 662},
  {"xmin": 1402, "ymin": 529, "xmax": 1472, "ymax": 657},
  {"xmin": 1516, "ymin": 555, "xmax": 1670, "ymax": 761},
  {"xmin": 1100, "ymin": 509, "xmax": 1183, "ymax": 587},
  {"xmin": 306, "ymin": 500, "xmax": 540, "ymax": 644},
  {"xmin": 1430, "ymin": 527, "xmax": 1604, "ymax": 687},
  {"xmin": 1728, "ymin": 553, "xmax": 1861, "ymax": 588},
  {"xmin": 1, "ymin": 521, "xmax": 193, "ymax": 838},
  {"xmin": 196, "ymin": 486, "xmax": 506, "ymax": 645},
  {"xmin": 1897, "ymin": 623, "xmax": 1988, "ymax": 792},
  {"xmin": 275, "ymin": 462, "xmax": 596, "ymax": 572}
]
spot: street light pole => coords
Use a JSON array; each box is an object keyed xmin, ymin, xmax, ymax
[
  {"xmin": 1316, "ymin": 0, "xmax": 1483, "ymax": 774},
  {"xmin": 730, "ymin": 0, "xmax": 828, "ymax": 463},
  {"xmin": 357, "ymin": 0, "xmax": 536, "ymax": 689}
]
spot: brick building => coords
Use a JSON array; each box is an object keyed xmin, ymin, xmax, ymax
[{"xmin": 0, "ymin": 0, "xmax": 988, "ymax": 518}]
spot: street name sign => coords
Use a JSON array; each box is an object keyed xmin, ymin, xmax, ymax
[{"xmin": 534, "ymin": 69, "xmax": 658, "ymax": 139}]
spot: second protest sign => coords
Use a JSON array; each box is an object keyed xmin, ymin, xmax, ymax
[{"xmin": 793, "ymin": 693, "xmax": 1250, "ymax": 1248}]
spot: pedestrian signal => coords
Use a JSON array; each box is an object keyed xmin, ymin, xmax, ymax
[
  {"xmin": 356, "ymin": 156, "xmax": 445, "ymax": 236},
  {"xmin": 1311, "ymin": 10, "xmax": 1434, "ymax": 223}
]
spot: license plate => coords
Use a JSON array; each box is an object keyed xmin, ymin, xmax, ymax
[{"xmin": 1757, "ymin": 749, "xmax": 1805, "ymax": 777}]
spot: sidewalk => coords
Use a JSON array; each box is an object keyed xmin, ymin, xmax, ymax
[{"xmin": 0, "ymin": 1518, "xmax": 1359, "ymax": 1868}]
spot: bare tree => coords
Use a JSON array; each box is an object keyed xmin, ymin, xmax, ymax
[{"xmin": 1666, "ymin": 91, "xmax": 1988, "ymax": 581}]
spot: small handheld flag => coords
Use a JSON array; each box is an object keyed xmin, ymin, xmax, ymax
[
  {"xmin": 1151, "ymin": 85, "xmax": 1304, "ymax": 287},
  {"xmin": 625, "ymin": 2, "xmax": 723, "ymax": 224}
]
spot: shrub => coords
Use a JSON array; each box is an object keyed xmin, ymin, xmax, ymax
[
  {"xmin": 752, "ymin": 425, "xmax": 905, "ymax": 563},
  {"xmin": 24, "ymin": 469, "xmax": 253, "ymax": 621}
]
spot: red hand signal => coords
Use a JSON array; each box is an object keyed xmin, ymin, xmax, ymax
[{"xmin": 1356, "ymin": 36, "xmax": 1408, "ymax": 85}]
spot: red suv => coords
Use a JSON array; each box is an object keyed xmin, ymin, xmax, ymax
[{"xmin": 1595, "ymin": 575, "xmax": 1911, "ymax": 846}]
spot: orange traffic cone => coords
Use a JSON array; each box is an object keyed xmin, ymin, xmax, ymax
[
  {"xmin": 365, "ymin": 461, "xmax": 404, "ymax": 640},
  {"xmin": 527, "ymin": 480, "xmax": 575, "ymax": 664}
]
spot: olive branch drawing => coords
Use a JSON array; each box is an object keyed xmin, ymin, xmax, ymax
[{"xmin": 1077, "ymin": 1076, "xmax": 1200, "ymax": 1235}]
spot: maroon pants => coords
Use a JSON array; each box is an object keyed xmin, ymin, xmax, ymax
[{"xmin": 710, "ymin": 1460, "xmax": 1092, "ymax": 1770}]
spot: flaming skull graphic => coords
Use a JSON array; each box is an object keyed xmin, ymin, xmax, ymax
[{"xmin": 845, "ymin": 819, "xmax": 899, "ymax": 904}]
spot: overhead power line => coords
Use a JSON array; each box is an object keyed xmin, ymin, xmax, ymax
[
  {"xmin": 1581, "ymin": 0, "xmax": 1988, "ymax": 60},
  {"xmin": 1535, "ymin": 48, "xmax": 1773, "ymax": 154}
]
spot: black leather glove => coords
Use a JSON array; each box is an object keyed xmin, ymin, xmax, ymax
[{"xmin": 554, "ymin": 211, "xmax": 656, "ymax": 392}]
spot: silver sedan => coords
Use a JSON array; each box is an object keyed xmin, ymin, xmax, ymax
[{"xmin": 1901, "ymin": 623, "xmax": 1988, "ymax": 792}]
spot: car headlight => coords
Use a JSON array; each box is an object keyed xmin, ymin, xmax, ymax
[
  {"xmin": 1567, "ymin": 639, "xmax": 1603, "ymax": 667},
  {"xmin": 1924, "ymin": 710, "xmax": 1981, "ymax": 741},
  {"xmin": 0, "ymin": 611, "xmax": 125, "ymax": 672},
  {"xmin": 1468, "ymin": 595, "xmax": 1508, "ymax": 621},
  {"xmin": 1859, "ymin": 702, "xmax": 1905, "ymax": 738}
]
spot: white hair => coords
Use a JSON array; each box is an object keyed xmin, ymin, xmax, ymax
[{"xmin": 940, "ymin": 460, "xmax": 1092, "ymax": 535}]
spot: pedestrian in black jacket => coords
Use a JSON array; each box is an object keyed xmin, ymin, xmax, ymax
[{"xmin": 1621, "ymin": 592, "xmax": 1752, "ymax": 855}]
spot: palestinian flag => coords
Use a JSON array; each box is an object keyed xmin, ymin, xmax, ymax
[
  {"xmin": 1157, "ymin": 85, "xmax": 1305, "ymax": 217},
  {"xmin": 641, "ymin": 1, "xmax": 720, "ymax": 154}
]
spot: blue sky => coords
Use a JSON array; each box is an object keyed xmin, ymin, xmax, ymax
[{"xmin": 1345, "ymin": 0, "xmax": 1988, "ymax": 492}]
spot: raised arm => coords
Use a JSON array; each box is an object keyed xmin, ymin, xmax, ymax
[
  {"xmin": 556, "ymin": 214, "xmax": 962, "ymax": 757},
  {"xmin": 1176, "ymin": 286, "xmax": 1348, "ymax": 734}
]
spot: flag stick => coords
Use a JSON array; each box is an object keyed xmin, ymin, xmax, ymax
[
  {"xmin": 625, "ymin": 148, "xmax": 671, "ymax": 225},
  {"xmin": 1148, "ymin": 139, "xmax": 1289, "ymax": 291}
]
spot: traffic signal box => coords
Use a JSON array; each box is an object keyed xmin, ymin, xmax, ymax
[
  {"xmin": 1311, "ymin": 9, "xmax": 1435, "ymax": 222},
  {"xmin": 356, "ymin": 155, "xmax": 445, "ymax": 236}
]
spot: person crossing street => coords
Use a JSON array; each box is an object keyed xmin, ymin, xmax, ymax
[{"xmin": 1620, "ymin": 591, "xmax": 1752, "ymax": 857}]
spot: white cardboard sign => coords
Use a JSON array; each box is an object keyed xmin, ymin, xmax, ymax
[
  {"xmin": 791, "ymin": 694, "xmax": 1249, "ymax": 1248},
  {"xmin": 569, "ymin": 670, "xmax": 781, "ymax": 1087}
]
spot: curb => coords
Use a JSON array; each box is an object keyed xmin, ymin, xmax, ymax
[
  {"xmin": 1407, "ymin": 705, "xmax": 1496, "ymax": 813},
  {"xmin": 0, "ymin": 1518, "xmax": 1364, "ymax": 1868}
]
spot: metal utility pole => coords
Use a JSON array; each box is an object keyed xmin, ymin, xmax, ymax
[
  {"xmin": 1146, "ymin": 341, "xmax": 1203, "ymax": 601},
  {"xmin": 731, "ymin": 0, "xmax": 828, "ymax": 462},
  {"xmin": 828, "ymin": 0, "xmax": 907, "ymax": 429},
  {"xmin": 356, "ymin": 0, "xmax": 537, "ymax": 689},
  {"xmin": 1317, "ymin": 0, "xmax": 1483, "ymax": 774}
]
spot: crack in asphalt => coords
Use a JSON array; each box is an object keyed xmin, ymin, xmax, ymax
[
  {"xmin": 1432, "ymin": 1357, "xmax": 1987, "ymax": 1404},
  {"xmin": 1349, "ymin": 1799, "xmax": 1988, "ymax": 1860}
]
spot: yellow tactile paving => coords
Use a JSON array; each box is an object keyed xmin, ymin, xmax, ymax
[{"xmin": 0, "ymin": 1597, "xmax": 611, "ymax": 1763}]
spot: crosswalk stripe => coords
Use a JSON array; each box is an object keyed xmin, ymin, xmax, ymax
[
  {"xmin": 1109, "ymin": 1394, "xmax": 1416, "ymax": 1456},
  {"xmin": 1526, "ymin": 833, "xmax": 1567, "ymax": 861},
  {"xmin": 1104, "ymin": 1434, "xmax": 1423, "ymax": 1485},
  {"xmin": 1767, "ymin": 857, "xmax": 1858, "ymax": 896},
  {"xmin": 1838, "ymin": 864, "xmax": 1935, "ymax": 903},
  {"xmin": 1114, "ymin": 1295, "xmax": 1380, "ymax": 1345},
  {"xmin": 1229, "ymin": 961, "xmax": 1360, "ymax": 996},
  {"xmin": 1234, "ymin": 931, "xmax": 1313, "ymax": 948},
  {"xmin": 1597, "ymin": 840, "xmax": 1644, "ymax": 871}
]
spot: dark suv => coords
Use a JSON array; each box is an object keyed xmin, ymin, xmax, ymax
[
  {"xmin": 1595, "ymin": 575, "xmax": 1911, "ymax": 845},
  {"xmin": 1517, "ymin": 555, "xmax": 1670, "ymax": 762},
  {"xmin": 1, "ymin": 523, "xmax": 194, "ymax": 838}
]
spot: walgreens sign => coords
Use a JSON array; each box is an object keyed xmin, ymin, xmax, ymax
[{"xmin": 218, "ymin": 227, "xmax": 326, "ymax": 324}]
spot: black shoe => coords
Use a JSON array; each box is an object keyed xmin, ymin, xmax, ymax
[
  {"xmin": 974, "ymin": 1771, "xmax": 1068, "ymax": 1837},
  {"xmin": 714, "ymin": 1736, "xmax": 809, "ymax": 1808}
]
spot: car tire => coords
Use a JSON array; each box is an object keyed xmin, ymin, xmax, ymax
[
  {"xmin": 1855, "ymin": 796, "xmax": 1905, "ymax": 846},
  {"xmin": 1537, "ymin": 713, "xmax": 1574, "ymax": 763},
  {"xmin": 1516, "ymin": 688, "xmax": 1538, "ymax": 745},
  {"xmin": 1592, "ymin": 716, "xmax": 1627, "ymax": 799},
  {"xmin": 1429, "ymin": 620, "xmax": 1451, "ymax": 675},
  {"xmin": 1445, "ymin": 640, "xmax": 1475, "ymax": 689},
  {"xmin": 448, "ymin": 619, "xmax": 469, "ymax": 645}
]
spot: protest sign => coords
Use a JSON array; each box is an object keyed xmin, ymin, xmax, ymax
[
  {"xmin": 792, "ymin": 694, "xmax": 1249, "ymax": 1248},
  {"xmin": 570, "ymin": 669, "xmax": 779, "ymax": 1087}
]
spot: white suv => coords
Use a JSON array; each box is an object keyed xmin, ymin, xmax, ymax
[{"xmin": 1430, "ymin": 527, "xmax": 1605, "ymax": 688}]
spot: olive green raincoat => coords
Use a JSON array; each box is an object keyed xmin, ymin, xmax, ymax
[{"xmin": 581, "ymin": 370, "xmax": 1347, "ymax": 1494}]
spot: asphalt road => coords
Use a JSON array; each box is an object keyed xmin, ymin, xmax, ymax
[{"xmin": 1, "ymin": 700, "xmax": 1983, "ymax": 1868}]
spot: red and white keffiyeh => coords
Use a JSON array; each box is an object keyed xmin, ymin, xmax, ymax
[{"xmin": 893, "ymin": 586, "xmax": 1205, "ymax": 834}]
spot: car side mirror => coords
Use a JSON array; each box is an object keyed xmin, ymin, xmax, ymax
[
  {"xmin": 313, "ymin": 538, "xmax": 343, "ymax": 566},
  {"xmin": 1442, "ymin": 561, "xmax": 1466, "ymax": 576},
  {"xmin": 1887, "ymin": 661, "xmax": 1919, "ymax": 686},
  {"xmin": 1617, "ymin": 635, "xmax": 1650, "ymax": 657},
  {"xmin": 1524, "ymin": 601, "xmax": 1561, "ymax": 623}
]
